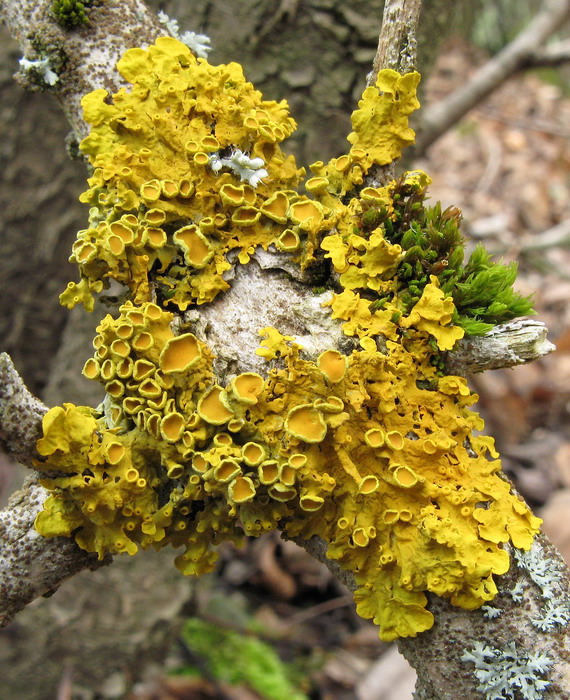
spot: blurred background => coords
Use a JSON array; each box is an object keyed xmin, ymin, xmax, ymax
[{"xmin": 0, "ymin": 1, "xmax": 569, "ymax": 698}]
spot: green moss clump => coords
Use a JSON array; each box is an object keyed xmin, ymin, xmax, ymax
[
  {"xmin": 179, "ymin": 618, "xmax": 309, "ymax": 700},
  {"xmin": 372, "ymin": 177, "xmax": 534, "ymax": 335},
  {"xmin": 51, "ymin": 0, "xmax": 93, "ymax": 29}
]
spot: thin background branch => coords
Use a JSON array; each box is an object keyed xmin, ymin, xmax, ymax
[{"xmin": 415, "ymin": 0, "xmax": 570, "ymax": 155}]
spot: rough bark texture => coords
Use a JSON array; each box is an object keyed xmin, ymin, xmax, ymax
[
  {"xmin": 302, "ymin": 532, "xmax": 570, "ymax": 700},
  {"xmin": 0, "ymin": 0, "xmax": 165, "ymax": 140},
  {"xmin": 444, "ymin": 319, "xmax": 555, "ymax": 375},
  {"xmin": 0, "ymin": 354, "xmax": 47, "ymax": 464},
  {"xmin": 371, "ymin": 0, "xmax": 422, "ymax": 80},
  {"xmin": 0, "ymin": 475, "xmax": 105, "ymax": 629},
  {"xmin": 398, "ymin": 535, "xmax": 570, "ymax": 700}
]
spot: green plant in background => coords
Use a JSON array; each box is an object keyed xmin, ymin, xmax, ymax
[
  {"xmin": 179, "ymin": 618, "xmax": 309, "ymax": 700},
  {"xmin": 450, "ymin": 0, "xmax": 543, "ymax": 54}
]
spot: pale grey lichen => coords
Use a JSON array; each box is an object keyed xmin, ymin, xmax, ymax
[
  {"xmin": 157, "ymin": 10, "xmax": 212, "ymax": 58},
  {"xmin": 514, "ymin": 541, "xmax": 570, "ymax": 633},
  {"xmin": 514, "ymin": 545, "xmax": 561, "ymax": 599},
  {"xmin": 531, "ymin": 599, "xmax": 570, "ymax": 632},
  {"xmin": 482, "ymin": 605, "xmax": 503, "ymax": 619},
  {"xmin": 18, "ymin": 56, "xmax": 59, "ymax": 86},
  {"xmin": 508, "ymin": 580, "xmax": 526, "ymax": 603},
  {"xmin": 461, "ymin": 641, "xmax": 553, "ymax": 700}
]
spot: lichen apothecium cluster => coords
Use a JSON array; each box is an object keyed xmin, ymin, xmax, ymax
[{"xmin": 34, "ymin": 37, "xmax": 539, "ymax": 641}]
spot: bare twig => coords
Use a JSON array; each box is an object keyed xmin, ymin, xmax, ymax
[
  {"xmin": 415, "ymin": 0, "xmax": 570, "ymax": 156},
  {"xmin": 531, "ymin": 38, "xmax": 570, "ymax": 68},
  {"xmin": 369, "ymin": 0, "xmax": 423, "ymax": 84},
  {"xmin": 444, "ymin": 320, "xmax": 555, "ymax": 375},
  {"xmin": 0, "ymin": 475, "xmax": 106, "ymax": 628},
  {"xmin": 283, "ymin": 594, "xmax": 352, "ymax": 626}
]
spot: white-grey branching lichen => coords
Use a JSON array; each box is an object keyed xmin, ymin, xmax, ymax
[
  {"xmin": 462, "ymin": 543, "xmax": 569, "ymax": 698},
  {"xmin": 461, "ymin": 642, "xmax": 553, "ymax": 700},
  {"xmin": 481, "ymin": 605, "xmax": 503, "ymax": 620},
  {"xmin": 508, "ymin": 581, "xmax": 525, "ymax": 603},
  {"xmin": 18, "ymin": 56, "xmax": 59, "ymax": 85},
  {"xmin": 515, "ymin": 544, "xmax": 570, "ymax": 631},
  {"xmin": 157, "ymin": 11, "xmax": 212, "ymax": 58},
  {"xmin": 514, "ymin": 546, "xmax": 561, "ymax": 599},
  {"xmin": 531, "ymin": 600, "xmax": 570, "ymax": 632}
]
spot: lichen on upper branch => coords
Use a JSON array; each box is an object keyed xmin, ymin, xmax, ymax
[{"xmin": 34, "ymin": 37, "xmax": 541, "ymax": 643}]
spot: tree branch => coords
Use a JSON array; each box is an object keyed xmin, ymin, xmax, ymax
[
  {"xmin": 0, "ymin": 354, "xmax": 47, "ymax": 465},
  {"xmin": 0, "ymin": 314, "xmax": 555, "ymax": 627},
  {"xmin": 299, "ymin": 533, "xmax": 570, "ymax": 699},
  {"xmin": 444, "ymin": 319, "xmax": 555, "ymax": 375},
  {"xmin": 0, "ymin": 0, "xmax": 165, "ymax": 140},
  {"xmin": 369, "ymin": 0, "xmax": 423, "ymax": 83},
  {"xmin": 0, "ymin": 475, "xmax": 106, "ymax": 628},
  {"xmin": 415, "ymin": 0, "xmax": 570, "ymax": 156},
  {"xmin": 530, "ymin": 38, "xmax": 570, "ymax": 68},
  {"xmin": 367, "ymin": 0, "xmax": 423, "ymax": 184}
]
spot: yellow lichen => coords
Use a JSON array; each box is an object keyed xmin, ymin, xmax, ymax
[
  {"xmin": 63, "ymin": 37, "xmax": 314, "ymax": 310},
  {"xmin": 347, "ymin": 70, "xmax": 420, "ymax": 169},
  {"xmin": 35, "ymin": 307, "xmax": 540, "ymax": 641},
  {"xmin": 400, "ymin": 276, "xmax": 465, "ymax": 351},
  {"xmin": 285, "ymin": 404, "xmax": 328, "ymax": 443},
  {"xmin": 317, "ymin": 349, "xmax": 347, "ymax": 383},
  {"xmin": 35, "ymin": 38, "xmax": 541, "ymax": 645}
]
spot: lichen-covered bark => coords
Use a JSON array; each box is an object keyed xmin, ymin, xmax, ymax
[
  {"xmin": 0, "ymin": 0, "xmax": 165, "ymax": 403},
  {"xmin": 0, "ymin": 354, "xmax": 47, "ymax": 464},
  {"xmin": 371, "ymin": 0, "xmax": 422, "ymax": 80},
  {"xmin": 444, "ymin": 319, "xmax": 555, "ymax": 375},
  {"xmin": 156, "ymin": 0, "xmax": 385, "ymax": 165},
  {"xmin": 0, "ymin": 475, "xmax": 105, "ymax": 628},
  {"xmin": 300, "ymin": 533, "xmax": 570, "ymax": 699},
  {"xmin": 0, "ymin": 324, "xmax": 555, "ymax": 631},
  {"xmin": 399, "ymin": 536, "xmax": 570, "ymax": 699},
  {"xmin": 0, "ymin": 2, "xmax": 568, "ymax": 699},
  {"xmin": 0, "ymin": 0, "xmax": 166, "ymax": 140},
  {"xmin": 0, "ymin": 0, "xmax": 460, "ymax": 402}
]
